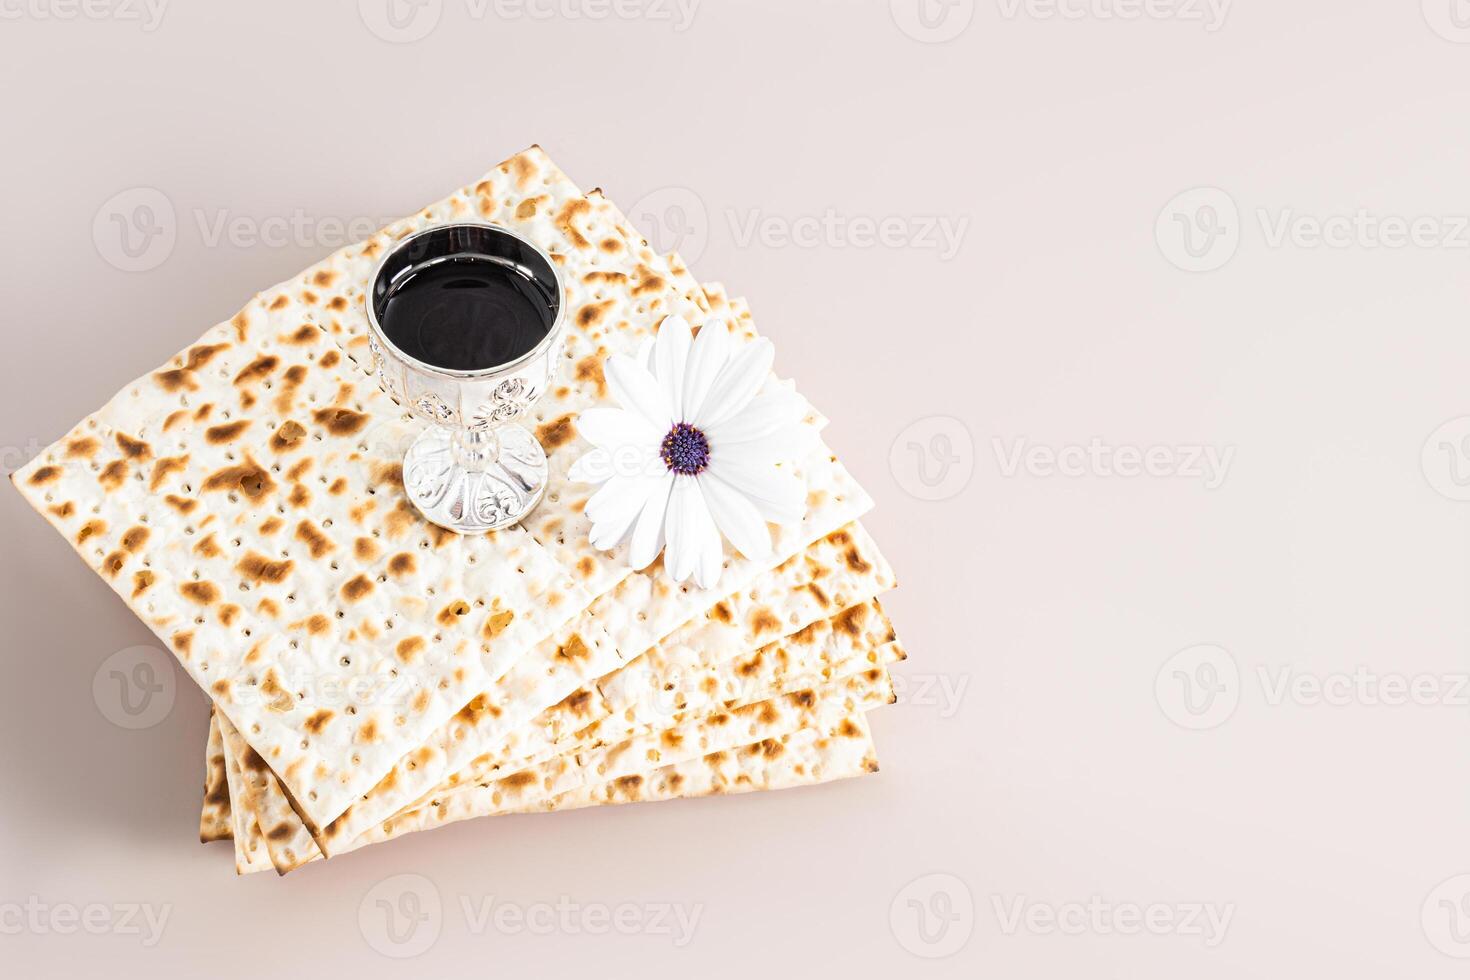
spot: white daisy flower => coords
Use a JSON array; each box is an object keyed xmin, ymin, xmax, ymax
[{"xmin": 568, "ymin": 314, "xmax": 814, "ymax": 590}]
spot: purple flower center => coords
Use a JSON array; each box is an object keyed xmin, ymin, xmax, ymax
[{"xmin": 661, "ymin": 422, "xmax": 711, "ymax": 476}]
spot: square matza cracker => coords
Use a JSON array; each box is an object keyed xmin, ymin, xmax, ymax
[
  {"xmin": 18, "ymin": 146, "xmax": 878, "ymax": 847},
  {"xmin": 224, "ymin": 159, "xmax": 872, "ymax": 852},
  {"xmin": 14, "ymin": 288, "xmax": 586, "ymax": 832}
]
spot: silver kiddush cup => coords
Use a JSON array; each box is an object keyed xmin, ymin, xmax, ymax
[{"xmin": 365, "ymin": 223, "xmax": 566, "ymax": 535}]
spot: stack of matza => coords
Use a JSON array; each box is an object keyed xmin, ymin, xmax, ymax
[{"xmin": 15, "ymin": 147, "xmax": 907, "ymax": 875}]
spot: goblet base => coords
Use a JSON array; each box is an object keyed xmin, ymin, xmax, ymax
[{"xmin": 401, "ymin": 424, "xmax": 548, "ymax": 535}]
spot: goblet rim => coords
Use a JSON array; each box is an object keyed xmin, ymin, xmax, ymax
[{"xmin": 364, "ymin": 221, "xmax": 567, "ymax": 382}]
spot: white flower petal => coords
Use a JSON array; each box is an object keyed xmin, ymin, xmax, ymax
[
  {"xmin": 706, "ymin": 457, "xmax": 806, "ymax": 526},
  {"xmin": 712, "ymin": 423, "xmax": 818, "ymax": 471},
  {"xmin": 568, "ymin": 447, "xmax": 613, "ymax": 485},
  {"xmin": 695, "ymin": 512, "xmax": 724, "ymax": 589},
  {"xmin": 661, "ymin": 478, "xmax": 695, "ymax": 583},
  {"xmin": 627, "ymin": 474, "xmax": 674, "ymax": 570},
  {"xmin": 585, "ymin": 473, "xmax": 652, "ymax": 526},
  {"xmin": 636, "ymin": 337, "xmax": 655, "ymax": 373},
  {"xmin": 703, "ymin": 388, "xmax": 806, "ymax": 447},
  {"xmin": 694, "ymin": 338, "xmax": 775, "ymax": 429},
  {"xmin": 680, "ymin": 317, "xmax": 732, "ymax": 422},
  {"xmin": 587, "ymin": 477, "xmax": 657, "ymax": 551},
  {"xmin": 575, "ymin": 407, "xmax": 658, "ymax": 454},
  {"xmin": 653, "ymin": 315, "xmax": 692, "ymax": 420},
  {"xmin": 698, "ymin": 471, "xmax": 772, "ymax": 562},
  {"xmin": 589, "ymin": 499, "xmax": 640, "ymax": 551},
  {"xmin": 605, "ymin": 354, "xmax": 671, "ymax": 430},
  {"xmin": 663, "ymin": 476, "xmax": 720, "ymax": 586}
]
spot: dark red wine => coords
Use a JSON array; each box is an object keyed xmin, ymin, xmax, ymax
[{"xmin": 377, "ymin": 253, "xmax": 555, "ymax": 372}]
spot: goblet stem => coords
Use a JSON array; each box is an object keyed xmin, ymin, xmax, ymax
[{"xmin": 452, "ymin": 426, "xmax": 500, "ymax": 474}]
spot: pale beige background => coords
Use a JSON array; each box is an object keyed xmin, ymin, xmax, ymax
[{"xmin": 3, "ymin": 1, "xmax": 1469, "ymax": 976}]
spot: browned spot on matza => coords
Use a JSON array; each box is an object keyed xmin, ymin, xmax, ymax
[
  {"xmin": 97, "ymin": 460, "xmax": 127, "ymax": 490},
  {"xmin": 555, "ymin": 635, "xmax": 591, "ymax": 662},
  {"xmin": 270, "ymin": 421, "xmax": 306, "ymax": 453},
  {"xmin": 573, "ymin": 352, "xmax": 606, "ymax": 396},
  {"xmin": 101, "ymin": 552, "xmax": 127, "ymax": 577},
  {"xmin": 482, "ymin": 610, "xmax": 514, "ymax": 639},
  {"xmin": 312, "ymin": 407, "xmax": 369, "ymax": 437},
  {"xmin": 283, "ymin": 324, "xmax": 317, "ymax": 344},
  {"xmin": 76, "ymin": 520, "xmax": 106, "ymax": 545},
  {"xmin": 260, "ymin": 670, "xmax": 293, "ymax": 712},
  {"xmin": 236, "ymin": 552, "xmax": 294, "ymax": 585},
  {"xmin": 576, "ymin": 299, "xmax": 614, "ymax": 329},
  {"xmin": 164, "ymin": 494, "xmax": 196, "ymax": 514},
  {"xmin": 131, "ymin": 571, "xmax": 154, "ymax": 597},
  {"xmin": 206, "ymin": 420, "xmax": 251, "ymax": 444},
  {"xmin": 180, "ymin": 581, "xmax": 220, "ymax": 605},
  {"xmin": 396, "ymin": 637, "xmax": 425, "ymax": 663},
  {"xmin": 66, "ymin": 437, "xmax": 99, "ymax": 458},
  {"xmin": 154, "ymin": 369, "xmax": 197, "ymax": 393},
  {"xmin": 202, "ymin": 458, "xmax": 275, "ymax": 501},
  {"xmin": 341, "ymin": 575, "xmax": 373, "ymax": 602},
  {"xmin": 150, "ymin": 455, "xmax": 189, "ymax": 491},
  {"xmin": 233, "ymin": 355, "xmax": 278, "ymax": 385},
  {"xmin": 535, "ymin": 414, "xmax": 577, "ymax": 451},
  {"xmin": 437, "ymin": 601, "xmax": 470, "ymax": 626},
  {"xmin": 555, "ymin": 198, "xmax": 592, "ymax": 248}
]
